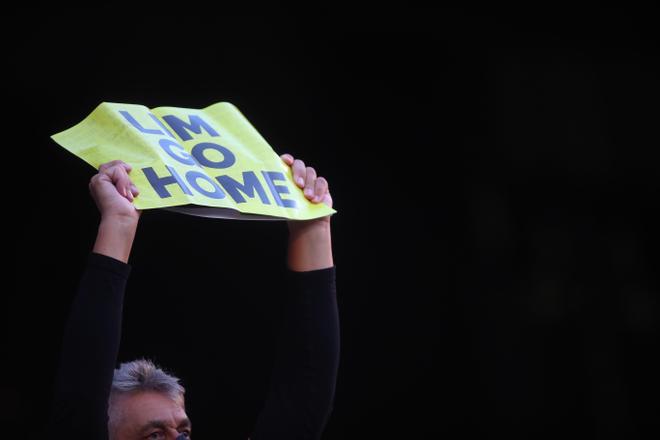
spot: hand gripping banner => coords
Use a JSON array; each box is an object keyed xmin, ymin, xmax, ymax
[{"xmin": 52, "ymin": 102, "xmax": 336, "ymax": 220}]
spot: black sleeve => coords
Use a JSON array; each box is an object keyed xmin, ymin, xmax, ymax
[
  {"xmin": 46, "ymin": 253, "xmax": 130, "ymax": 439},
  {"xmin": 251, "ymin": 267, "xmax": 340, "ymax": 440}
]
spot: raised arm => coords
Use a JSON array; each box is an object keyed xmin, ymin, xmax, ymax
[
  {"xmin": 282, "ymin": 154, "xmax": 334, "ymax": 272},
  {"xmin": 252, "ymin": 154, "xmax": 339, "ymax": 440},
  {"xmin": 47, "ymin": 161, "xmax": 140, "ymax": 438},
  {"xmin": 91, "ymin": 160, "xmax": 141, "ymax": 263}
]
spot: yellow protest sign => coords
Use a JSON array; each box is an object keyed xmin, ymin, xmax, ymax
[{"xmin": 52, "ymin": 102, "xmax": 336, "ymax": 220}]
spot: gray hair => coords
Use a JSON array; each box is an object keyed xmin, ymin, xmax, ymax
[
  {"xmin": 108, "ymin": 359, "xmax": 185, "ymax": 438},
  {"xmin": 111, "ymin": 358, "xmax": 185, "ymax": 398}
]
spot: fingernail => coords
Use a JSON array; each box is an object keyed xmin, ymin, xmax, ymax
[
  {"xmin": 297, "ymin": 177, "xmax": 304, "ymax": 186},
  {"xmin": 304, "ymin": 188, "xmax": 313, "ymax": 197}
]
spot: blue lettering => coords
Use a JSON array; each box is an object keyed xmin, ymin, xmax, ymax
[
  {"xmin": 262, "ymin": 171, "xmax": 297, "ymax": 208},
  {"xmin": 216, "ymin": 171, "xmax": 270, "ymax": 204},
  {"xmin": 162, "ymin": 114, "xmax": 220, "ymax": 141},
  {"xmin": 158, "ymin": 139, "xmax": 197, "ymax": 166},
  {"xmin": 191, "ymin": 142, "xmax": 236, "ymax": 169},
  {"xmin": 142, "ymin": 166, "xmax": 192, "ymax": 198},
  {"xmin": 119, "ymin": 110, "xmax": 164, "ymax": 135},
  {"xmin": 185, "ymin": 171, "xmax": 226, "ymax": 199},
  {"xmin": 150, "ymin": 114, "xmax": 176, "ymax": 139}
]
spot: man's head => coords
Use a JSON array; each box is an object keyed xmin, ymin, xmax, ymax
[{"xmin": 108, "ymin": 359, "xmax": 191, "ymax": 440}]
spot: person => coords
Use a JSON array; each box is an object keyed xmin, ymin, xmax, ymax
[{"xmin": 46, "ymin": 154, "xmax": 339, "ymax": 440}]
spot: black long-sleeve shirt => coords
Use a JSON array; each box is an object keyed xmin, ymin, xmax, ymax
[{"xmin": 47, "ymin": 253, "xmax": 339, "ymax": 439}]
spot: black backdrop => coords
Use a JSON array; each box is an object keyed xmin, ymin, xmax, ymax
[{"xmin": 5, "ymin": 8, "xmax": 659, "ymax": 439}]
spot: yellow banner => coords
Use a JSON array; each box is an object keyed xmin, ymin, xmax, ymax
[{"xmin": 52, "ymin": 102, "xmax": 336, "ymax": 220}]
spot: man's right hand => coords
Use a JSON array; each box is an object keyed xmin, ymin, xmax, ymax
[
  {"xmin": 89, "ymin": 160, "xmax": 140, "ymax": 263},
  {"xmin": 89, "ymin": 160, "xmax": 141, "ymax": 222}
]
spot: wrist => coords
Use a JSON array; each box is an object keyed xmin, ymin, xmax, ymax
[
  {"xmin": 288, "ymin": 217, "xmax": 331, "ymax": 236},
  {"xmin": 94, "ymin": 215, "xmax": 139, "ymax": 263},
  {"xmin": 287, "ymin": 219, "xmax": 333, "ymax": 271},
  {"xmin": 100, "ymin": 212, "xmax": 140, "ymax": 229},
  {"xmin": 98, "ymin": 215, "xmax": 139, "ymax": 239}
]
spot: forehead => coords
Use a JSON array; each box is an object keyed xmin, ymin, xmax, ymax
[{"xmin": 117, "ymin": 391, "xmax": 188, "ymax": 428}]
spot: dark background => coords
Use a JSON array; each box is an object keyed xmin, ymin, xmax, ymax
[{"xmin": 5, "ymin": 8, "xmax": 659, "ymax": 439}]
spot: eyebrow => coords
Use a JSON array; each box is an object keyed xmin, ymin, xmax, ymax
[
  {"xmin": 178, "ymin": 418, "xmax": 192, "ymax": 429},
  {"xmin": 139, "ymin": 420, "xmax": 168, "ymax": 435},
  {"xmin": 139, "ymin": 418, "xmax": 192, "ymax": 434}
]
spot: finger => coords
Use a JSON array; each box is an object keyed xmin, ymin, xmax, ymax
[
  {"xmin": 130, "ymin": 183, "xmax": 140, "ymax": 197},
  {"xmin": 107, "ymin": 165, "xmax": 133, "ymax": 199},
  {"xmin": 88, "ymin": 173, "xmax": 104, "ymax": 194},
  {"xmin": 99, "ymin": 160, "xmax": 132, "ymax": 173},
  {"xmin": 89, "ymin": 171, "xmax": 113, "ymax": 189},
  {"xmin": 292, "ymin": 159, "xmax": 306, "ymax": 188},
  {"xmin": 321, "ymin": 193, "xmax": 333, "ymax": 208},
  {"xmin": 312, "ymin": 176, "xmax": 329, "ymax": 203},
  {"xmin": 98, "ymin": 161, "xmax": 119, "ymax": 172},
  {"xmin": 303, "ymin": 167, "xmax": 317, "ymax": 199},
  {"xmin": 102, "ymin": 163, "xmax": 134, "ymax": 186},
  {"xmin": 280, "ymin": 153, "xmax": 294, "ymax": 165},
  {"xmin": 89, "ymin": 173, "xmax": 101, "ymax": 187}
]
